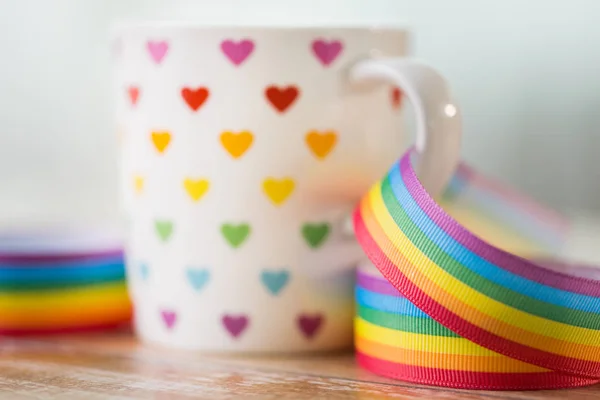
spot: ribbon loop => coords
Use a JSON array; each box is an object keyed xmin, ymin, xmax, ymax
[{"xmin": 354, "ymin": 149, "xmax": 600, "ymax": 390}]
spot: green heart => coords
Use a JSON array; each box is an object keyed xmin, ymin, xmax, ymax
[
  {"xmin": 155, "ymin": 220, "xmax": 174, "ymax": 242},
  {"xmin": 221, "ymin": 223, "xmax": 251, "ymax": 248},
  {"xmin": 302, "ymin": 223, "xmax": 330, "ymax": 249}
]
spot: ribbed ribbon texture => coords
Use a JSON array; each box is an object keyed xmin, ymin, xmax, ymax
[{"xmin": 353, "ymin": 149, "xmax": 600, "ymax": 390}]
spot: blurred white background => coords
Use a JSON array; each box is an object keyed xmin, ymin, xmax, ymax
[{"xmin": 1, "ymin": 0, "xmax": 600, "ymax": 226}]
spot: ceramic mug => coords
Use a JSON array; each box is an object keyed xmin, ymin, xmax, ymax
[{"xmin": 113, "ymin": 23, "xmax": 461, "ymax": 352}]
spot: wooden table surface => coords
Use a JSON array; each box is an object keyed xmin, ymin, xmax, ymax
[{"xmin": 1, "ymin": 330, "xmax": 600, "ymax": 399}]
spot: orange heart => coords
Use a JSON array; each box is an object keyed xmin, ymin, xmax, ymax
[
  {"xmin": 181, "ymin": 87, "xmax": 210, "ymax": 111},
  {"xmin": 151, "ymin": 131, "xmax": 171, "ymax": 153},
  {"xmin": 220, "ymin": 131, "xmax": 254, "ymax": 159},
  {"xmin": 305, "ymin": 131, "xmax": 337, "ymax": 159}
]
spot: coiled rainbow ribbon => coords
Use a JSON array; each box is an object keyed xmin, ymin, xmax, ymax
[
  {"xmin": 353, "ymin": 149, "xmax": 600, "ymax": 390},
  {"xmin": 0, "ymin": 233, "xmax": 131, "ymax": 335}
]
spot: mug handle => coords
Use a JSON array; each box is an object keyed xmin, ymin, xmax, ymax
[
  {"xmin": 348, "ymin": 57, "xmax": 462, "ymax": 197},
  {"xmin": 307, "ymin": 58, "xmax": 463, "ymax": 278}
]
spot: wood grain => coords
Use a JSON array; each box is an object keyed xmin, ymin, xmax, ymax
[{"xmin": 0, "ymin": 332, "xmax": 599, "ymax": 399}]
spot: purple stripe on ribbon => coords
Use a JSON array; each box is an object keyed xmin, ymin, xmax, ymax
[
  {"xmin": 0, "ymin": 249, "xmax": 124, "ymax": 265},
  {"xmin": 357, "ymin": 269, "xmax": 402, "ymax": 297},
  {"xmin": 400, "ymin": 151, "xmax": 600, "ymax": 298}
]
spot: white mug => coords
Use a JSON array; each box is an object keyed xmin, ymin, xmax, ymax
[{"xmin": 113, "ymin": 22, "xmax": 461, "ymax": 352}]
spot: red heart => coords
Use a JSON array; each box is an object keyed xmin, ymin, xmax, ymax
[
  {"xmin": 181, "ymin": 87, "xmax": 210, "ymax": 111},
  {"xmin": 265, "ymin": 85, "xmax": 299, "ymax": 113},
  {"xmin": 391, "ymin": 87, "xmax": 402, "ymax": 109},
  {"xmin": 127, "ymin": 86, "xmax": 139, "ymax": 106}
]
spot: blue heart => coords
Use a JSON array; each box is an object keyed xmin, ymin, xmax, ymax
[
  {"xmin": 261, "ymin": 269, "xmax": 290, "ymax": 295},
  {"xmin": 139, "ymin": 263, "xmax": 150, "ymax": 281},
  {"xmin": 186, "ymin": 268, "xmax": 210, "ymax": 292}
]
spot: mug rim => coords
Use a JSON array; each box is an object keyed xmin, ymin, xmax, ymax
[{"xmin": 111, "ymin": 20, "xmax": 411, "ymax": 33}]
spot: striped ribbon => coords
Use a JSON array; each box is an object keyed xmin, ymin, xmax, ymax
[
  {"xmin": 0, "ymin": 256, "xmax": 126, "ymax": 290},
  {"xmin": 353, "ymin": 148, "xmax": 600, "ymax": 390},
  {"xmin": 0, "ymin": 282, "xmax": 132, "ymax": 332},
  {"xmin": 0, "ymin": 233, "xmax": 131, "ymax": 336}
]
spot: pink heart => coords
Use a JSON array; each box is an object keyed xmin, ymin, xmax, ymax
[
  {"xmin": 147, "ymin": 40, "xmax": 169, "ymax": 64},
  {"xmin": 311, "ymin": 39, "xmax": 343, "ymax": 66},
  {"xmin": 297, "ymin": 313, "xmax": 324, "ymax": 339},
  {"xmin": 222, "ymin": 314, "xmax": 249, "ymax": 338},
  {"xmin": 161, "ymin": 309, "xmax": 177, "ymax": 330},
  {"xmin": 221, "ymin": 39, "xmax": 255, "ymax": 66}
]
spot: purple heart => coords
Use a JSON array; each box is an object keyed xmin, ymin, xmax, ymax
[
  {"xmin": 298, "ymin": 314, "xmax": 324, "ymax": 339},
  {"xmin": 221, "ymin": 39, "xmax": 255, "ymax": 66},
  {"xmin": 222, "ymin": 314, "xmax": 249, "ymax": 338},
  {"xmin": 161, "ymin": 309, "xmax": 177, "ymax": 330},
  {"xmin": 147, "ymin": 40, "xmax": 169, "ymax": 64},
  {"xmin": 311, "ymin": 39, "xmax": 343, "ymax": 66}
]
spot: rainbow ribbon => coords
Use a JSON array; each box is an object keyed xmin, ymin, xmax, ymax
[
  {"xmin": 0, "ymin": 236, "xmax": 131, "ymax": 336},
  {"xmin": 353, "ymin": 149, "xmax": 600, "ymax": 390}
]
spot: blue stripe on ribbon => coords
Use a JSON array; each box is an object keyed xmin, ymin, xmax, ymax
[
  {"xmin": 355, "ymin": 286, "xmax": 429, "ymax": 317},
  {"xmin": 389, "ymin": 163, "xmax": 600, "ymax": 313},
  {"xmin": 0, "ymin": 257, "xmax": 125, "ymax": 287}
]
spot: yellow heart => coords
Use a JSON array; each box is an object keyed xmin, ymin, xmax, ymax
[
  {"xmin": 220, "ymin": 131, "xmax": 254, "ymax": 159},
  {"xmin": 305, "ymin": 130, "xmax": 337, "ymax": 159},
  {"xmin": 133, "ymin": 175, "xmax": 144, "ymax": 194},
  {"xmin": 151, "ymin": 131, "xmax": 171, "ymax": 153},
  {"xmin": 184, "ymin": 178, "xmax": 210, "ymax": 201},
  {"xmin": 263, "ymin": 178, "xmax": 295, "ymax": 206}
]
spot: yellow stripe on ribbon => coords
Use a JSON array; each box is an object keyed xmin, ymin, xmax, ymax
[
  {"xmin": 355, "ymin": 334, "xmax": 547, "ymax": 373},
  {"xmin": 0, "ymin": 282, "xmax": 131, "ymax": 328},
  {"xmin": 355, "ymin": 317, "xmax": 498, "ymax": 356},
  {"xmin": 363, "ymin": 183, "xmax": 600, "ymax": 360}
]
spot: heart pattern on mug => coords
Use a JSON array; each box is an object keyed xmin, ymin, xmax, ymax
[
  {"xmin": 151, "ymin": 131, "xmax": 171, "ymax": 153},
  {"xmin": 186, "ymin": 268, "xmax": 210, "ymax": 292},
  {"xmin": 183, "ymin": 178, "xmax": 210, "ymax": 202},
  {"xmin": 127, "ymin": 86, "xmax": 140, "ymax": 106},
  {"xmin": 161, "ymin": 309, "xmax": 177, "ymax": 330},
  {"xmin": 263, "ymin": 178, "xmax": 295, "ymax": 205},
  {"xmin": 133, "ymin": 175, "xmax": 144, "ymax": 194},
  {"xmin": 260, "ymin": 269, "xmax": 290, "ymax": 296},
  {"xmin": 297, "ymin": 313, "xmax": 324, "ymax": 339},
  {"xmin": 147, "ymin": 41, "xmax": 169, "ymax": 64},
  {"xmin": 222, "ymin": 314, "xmax": 249, "ymax": 338},
  {"xmin": 302, "ymin": 223, "xmax": 330, "ymax": 249},
  {"xmin": 155, "ymin": 220, "xmax": 174, "ymax": 242},
  {"xmin": 305, "ymin": 131, "xmax": 337, "ymax": 159},
  {"xmin": 221, "ymin": 39, "xmax": 255, "ymax": 66},
  {"xmin": 265, "ymin": 85, "xmax": 299, "ymax": 113},
  {"xmin": 139, "ymin": 262, "xmax": 150, "ymax": 281},
  {"xmin": 311, "ymin": 39, "xmax": 343, "ymax": 66},
  {"xmin": 221, "ymin": 223, "xmax": 251, "ymax": 248},
  {"xmin": 181, "ymin": 87, "xmax": 210, "ymax": 111},
  {"xmin": 220, "ymin": 131, "xmax": 254, "ymax": 159},
  {"xmin": 391, "ymin": 87, "xmax": 402, "ymax": 109},
  {"xmin": 125, "ymin": 36, "xmax": 378, "ymax": 345}
]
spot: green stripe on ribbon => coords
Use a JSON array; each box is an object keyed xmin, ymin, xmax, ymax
[
  {"xmin": 357, "ymin": 303, "xmax": 460, "ymax": 337},
  {"xmin": 381, "ymin": 176, "xmax": 600, "ymax": 330}
]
